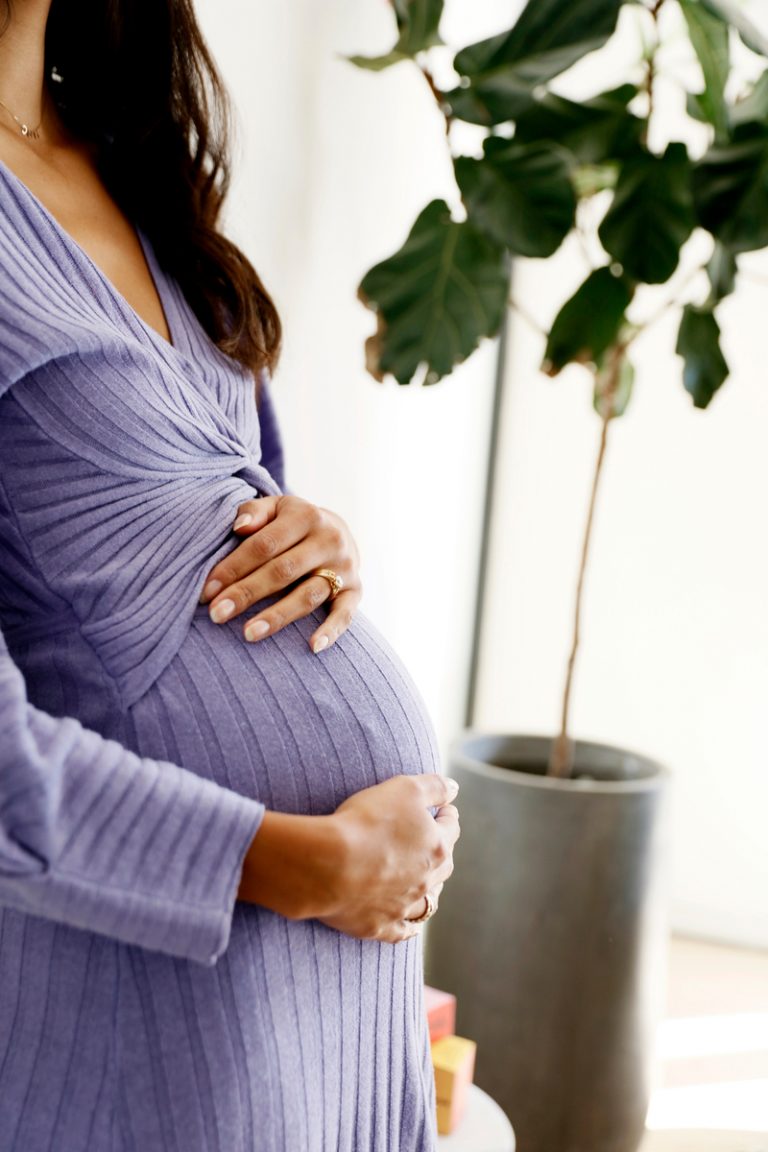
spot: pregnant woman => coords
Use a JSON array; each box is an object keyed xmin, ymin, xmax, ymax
[{"xmin": 0, "ymin": 2, "xmax": 461, "ymax": 1150}]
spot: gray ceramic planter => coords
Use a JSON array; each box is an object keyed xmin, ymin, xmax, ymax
[{"xmin": 425, "ymin": 733, "xmax": 670, "ymax": 1152}]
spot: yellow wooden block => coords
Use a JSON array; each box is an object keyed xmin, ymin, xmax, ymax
[
  {"xmin": 431, "ymin": 1035, "xmax": 477, "ymax": 1135},
  {"xmin": 435, "ymin": 1099, "xmax": 453, "ymax": 1137},
  {"xmin": 432, "ymin": 1035, "xmax": 476, "ymax": 1088}
]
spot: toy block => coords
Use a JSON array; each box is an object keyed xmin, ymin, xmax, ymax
[
  {"xmin": 424, "ymin": 985, "xmax": 456, "ymax": 1044},
  {"xmin": 431, "ymin": 1034, "xmax": 476, "ymax": 1136}
]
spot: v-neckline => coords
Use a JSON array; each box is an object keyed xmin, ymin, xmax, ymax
[{"xmin": 0, "ymin": 154, "xmax": 181, "ymax": 354}]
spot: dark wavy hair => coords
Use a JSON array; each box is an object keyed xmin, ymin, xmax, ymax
[{"xmin": 4, "ymin": 0, "xmax": 282, "ymax": 378}]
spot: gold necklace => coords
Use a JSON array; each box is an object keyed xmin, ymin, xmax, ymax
[{"xmin": 0, "ymin": 98, "xmax": 43, "ymax": 140}]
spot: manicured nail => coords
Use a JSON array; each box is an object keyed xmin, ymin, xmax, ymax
[
  {"xmin": 233, "ymin": 514, "xmax": 253, "ymax": 531},
  {"xmin": 210, "ymin": 599, "xmax": 236, "ymax": 624},
  {"xmin": 312, "ymin": 635, "xmax": 330, "ymax": 654},
  {"xmin": 200, "ymin": 579, "xmax": 223, "ymax": 603},
  {"xmin": 445, "ymin": 777, "xmax": 460, "ymax": 798},
  {"xmin": 245, "ymin": 619, "xmax": 270, "ymax": 642}
]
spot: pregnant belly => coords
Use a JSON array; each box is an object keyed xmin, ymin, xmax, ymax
[{"xmin": 127, "ymin": 605, "xmax": 441, "ymax": 814}]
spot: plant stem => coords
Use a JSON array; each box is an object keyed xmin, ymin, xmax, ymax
[
  {"xmin": 419, "ymin": 63, "xmax": 453, "ymax": 137},
  {"xmin": 547, "ymin": 351, "xmax": 621, "ymax": 778},
  {"xmin": 549, "ymin": 259, "xmax": 707, "ymax": 779},
  {"xmin": 508, "ymin": 295, "xmax": 547, "ymax": 339},
  {"xmin": 627, "ymin": 261, "xmax": 710, "ymax": 345},
  {"xmin": 550, "ymin": 0, "xmax": 668, "ymax": 778},
  {"xmin": 640, "ymin": 0, "xmax": 667, "ymax": 148}
]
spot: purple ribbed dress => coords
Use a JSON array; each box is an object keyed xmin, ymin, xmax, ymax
[{"xmin": 0, "ymin": 159, "xmax": 439, "ymax": 1152}]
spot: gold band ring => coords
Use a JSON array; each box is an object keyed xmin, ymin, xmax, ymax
[
  {"xmin": 313, "ymin": 568, "xmax": 344, "ymax": 599},
  {"xmin": 406, "ymin": 891, "xmax": 438, "ymax": 925}
]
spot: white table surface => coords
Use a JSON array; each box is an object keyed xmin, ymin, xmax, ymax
[{"xmin": 436, "ymin": 1084, "xmax": 515, "ymax": 1152}]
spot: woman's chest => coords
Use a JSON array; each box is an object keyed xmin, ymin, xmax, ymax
[
  {"xmin": 0, "ymin": 361, "xmax": 277, "ymax": 706},
  {"xmin": 0, "ymin": 147, "xmax": 172, "ymax": 345}
]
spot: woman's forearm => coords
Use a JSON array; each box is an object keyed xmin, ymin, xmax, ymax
[
  {"xmin": 237, "ymin": 810, "xmax": 345, "ymax": 920},
  {"xmin": 237, "ymin": 774, "xmax": 461, "ymax": 943}
]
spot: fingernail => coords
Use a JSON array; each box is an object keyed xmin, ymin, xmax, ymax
[
  {"xmin": 245, "ymin": 619, "xmax": 270, "ymax": 642},
  {"xmin": 200, "ymin": 579, "xmax": 223, "ymax": 603},
  {"xmin": 233, "ymin": 514, "xmax": 253, "ymax": 531},
  {"xmin": 312, "ymin": 635, "xmax": 329, "ymax": 654},
  {"xmin": 210, "ymin": 599, "xmax": 236, "ymax": 624},
  {"xmin": 445, "ymin": 777, "xmax": 460, "ymax": 798}
]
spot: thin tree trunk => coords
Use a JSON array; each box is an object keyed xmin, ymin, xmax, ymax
[{"xmin": 548, "ymin": 381, "xmax": 616, "ymax": 778}]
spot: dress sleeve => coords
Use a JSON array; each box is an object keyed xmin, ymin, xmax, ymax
[
  {"xmin": 0, "ymin": 623, "xmax": 265, "ymax": 965},
  {"xmin": 256, "ymin": 368, "xmax": 286, "ymax": 490}
]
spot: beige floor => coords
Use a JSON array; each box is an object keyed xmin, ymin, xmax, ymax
[
  {"xmin": 641, "ymin": 1135, "xmax": 768, "ymax": 1152},
  {"xmin": 639, "ymin": 936, "xmax": 768, "ymax": 1152}
]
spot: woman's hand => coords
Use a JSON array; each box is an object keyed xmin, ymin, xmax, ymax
[
  {"xmin": 238, "ymin": 774, "xmax": 461, "ymax": 944},
  {"xmin": 322, "ymin": 775, "xmax": 461, "ymax": 942},
  {"xmin": 200, "ymin": 495, "xmax": 362, "ymax": 653}
]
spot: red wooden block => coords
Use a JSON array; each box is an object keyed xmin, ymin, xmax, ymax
[{"xmin": 424, "ymin": 985, "xmax": 456, "ymax": 1044}]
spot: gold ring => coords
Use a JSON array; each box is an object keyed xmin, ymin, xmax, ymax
[
  {"xmin": 406, "ymin": 891, "xmax": 438, "ymax": 924},
  {"xmin": 313, "ymin": 568, "xmax": 344, "ymax": 599}
]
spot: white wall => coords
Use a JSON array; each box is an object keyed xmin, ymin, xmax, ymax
[
  {"xmin": 474, "ymin": 2, "xmax": 768, "ymax": 948},
  {"xmin": 194, "ymin": 0, "xmax": 510, "ymax": 759}
]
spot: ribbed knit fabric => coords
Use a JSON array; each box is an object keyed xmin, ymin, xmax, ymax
[{"xmin": 0, "ymin": 159, "xmax": 439, "ymax": 1152}]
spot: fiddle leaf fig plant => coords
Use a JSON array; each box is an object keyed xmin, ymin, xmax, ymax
[
  {"xmin": 349, "ymin": 0, "xmax": 768, "ymax": 776},
  {"xmin": 348, "ymin": 0, "xmax": 445, "ymax": 72}
]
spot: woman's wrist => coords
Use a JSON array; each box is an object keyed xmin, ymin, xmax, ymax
[{"xmin": 237, "ymin": 810, "xmax": 349, "ymax": 920}]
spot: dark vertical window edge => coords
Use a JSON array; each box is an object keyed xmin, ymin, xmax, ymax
[{"xmin": 464, "ymin": 274, "xmax": 511, "ymax": 730}]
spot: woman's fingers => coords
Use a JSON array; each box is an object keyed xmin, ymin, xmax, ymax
[
  {"xmin": 381, "ymin": 922, "xmax": 423, "ymax": 945},
  {"xmin": 307, "ymin": 589, "xmax": 361, "ymax": 652},
  {"xmin": 419, "ymin": 774, "xmax": 460, "ymax": 811},
  {"xmin": 201, "ymin": 494, "xmax": 362, "ymax": 648},
  {"xmin": 231, "ymin": 498, "xmax": 279, "ymax": 533},
  {"xmin": 403, "ymin": 887, "xmax": 443, "ymax": 923},
  {"xmin": 240, "ymin": 577, "xmax": 335, "ymax": 643},
  {"xmin": 435, "ymin": 802, "xmax": 460, "ymax": 835},
  {"xmin": 323, "ymin": 917, "xmax": 423, "ymax": 945},
  {"xmin": 402, "ymin": 882, "xmax": 445, "ymax": 925},
  {"xmin": 317, "ymin": 774, "xmax": 460, "ymax": 943},
  {"xmin": 208, "ymin": 539, "xmax": 334, "ymax": 622},
  {"xmin": 230, "ymin": 497, "xmax": 280, "ymax": 535},
  {"xmin": 200, "ymin": 498, "xmax": 301, "ymax": 604}
]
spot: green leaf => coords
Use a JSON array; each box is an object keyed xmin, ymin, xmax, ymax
[
  {"xmin": 347, "ymin": 0, "xmax": 444, "ymax": 72},
  {"xmin": 440, "ymin": 84, "xmax": 504, "ymax": 127},
  {"xmin": 358, "ymin": 200, "xmax": 509, "ymax": 385},
  {"xmin": 730, "ymin": 70, "xmax": 768, "ymax": 130},
  {"xmin": 447, "ymin": 0, "xmax": 624, "ymax": 125},
  {"xmin": 699, "ymin": 0, "xmax": 768, "ymax": 58},
  {"xmin": 687, "ymin": 90, "xmax": 711, "ymax": 124},
  {"xmin": 675, "ymin": 305, "xmax": 729, "ymax": 407},
  {"xmin": 593, "ymin": 349, "xmax": 635, "ymax": 419},
  {"xmin": 395, "ymin": 0, "xmax": 444, "ymax": 54},
  {"xmin": 347, "ymin": 50, "xmax": 412, "ymax": 72},
  {"xmin": 542, "ymin": 266, "xmax": 634, "ymax": 376},
  {"xmin": 598, "ymin": 142, "xmax": 696, "ymax": 284},
  {"xmin": 706, "ymin": 241, "xmax": 737, "ymax": 302},
  {"xmin": 679, "ymin": 0, "xmax": 730, "ymax": 140},
  {"xmin": 455, "ymin": 138, "xmax": 576, "ymax": 257},
  {"xmin": 512, "ymin": 85, "xmax": 643, "ymax": 165},
  {"xmin": 694, "ymin": 128, "xmax": 768, "ymax": 252},
  {"xmin": 571, "ymin": 162, "xmax": 620, "ymax": 198}
]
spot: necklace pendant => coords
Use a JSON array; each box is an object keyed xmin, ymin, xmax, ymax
[{"xmin": 0, "ymin": 99, "xmax": 42, "ymax": 140}]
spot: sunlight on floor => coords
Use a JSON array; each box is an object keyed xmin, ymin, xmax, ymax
[
  {"xmin": 640, "ymin": 938, "xmax": 768, "ymax": 1149},
  {"xmin": 647, "ymin": 1076, "xmax": 768, "ymax": 1132},
  {"xmin": 657, "ymin": 1013, "xmax": 768, "ymax": 1060}
]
